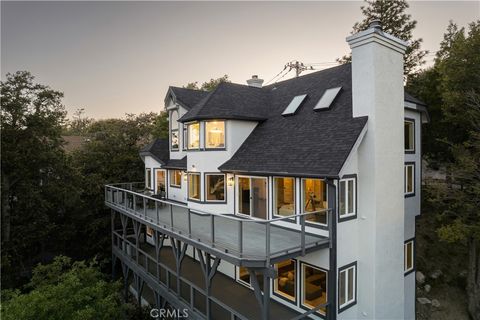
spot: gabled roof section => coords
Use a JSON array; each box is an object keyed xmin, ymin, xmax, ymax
[
  {"xmin": 219, "ymin": 64, "xmax": 368, "ymax": 177},
  {"xmin": 178, "ymin": 82, "xmax": 270, "ymax": 123},
  {"xmin": 164, "ymin": 156, "xmax": 187, "ymax": 170},
  {"xmin": 166, "ymin": 87, "xmax": 210, "ymax": 110},
  {"xmin": 140, "ymin": 138, "xmax": 169, "ymax": 164}
]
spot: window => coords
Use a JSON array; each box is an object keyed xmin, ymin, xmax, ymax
[
  {"xmin": 404, "ymin": 119, "xmax": 415, "ymax": 152},
  {"xmin": 237, "ymin": 177, "xmax": 268, "ymax": 219},
  {"xmin": 339, "ymin": 177, "xmax": 356, "ymax": 219},
  {"xmin": 171, "ymin": 111, "xmax": 179, "ymax": 150},
  {"xmin": 183, "ymin": 125, "xmax": 187, "ymax": 150},
  {"xmin": 187, "ymin": 122, "xmax": 200, "ymax": 149},
  {"xmin": 205, "ymin": 120, "xmax": 225, "ymax": 149},
  {"xmin": 170, "ymin": 170, "xmax": 182, "ymax": 188},
  {"xmin": 301, "ymin": 263, "xmax": 327, "ymax": 315},
  {"xmin": 404, "ymin": 240, "xmax": 414, "ymax": 273},
  {"xmin": 205, "ymin": 174, "xmax": 225, "ymax": 202},
  {"xmin": 145, "ymin": 168, "xmax": 152, "ymax": 189},
  {"xmin": 188, "ymin": 173, "xmax": 201, "ymax": 200},
  {"xmin": 302, "ymin": 179, "xmax": 327, "ymax": 225},
  {"xmin": 273, "ymin": 177, "xmax": 295, "ymax": 217},
  {"xmin": 146, "ymin": 226, "xmax": 153, "ymax": 237},
  {"xmin": 156, "ymin": 170, "xmax": 166, "ymax": 195},
  {"xmin": 405, "ymin": 163, "xmax": 415, "ymax": 196},
  {"xmin": 314, "ymin": 87, "xmax": 342, "ymax": 110},
  {"xmin": 274, "ymin": 259, "xmax": 296, "ymax": 302},
  {"xmin": 339, "ymin": 263, "xmax": 356, "ymax": 311},
  {"xmin": 282, "ymin": 94, "xmax": 308, "ymax": 116},
  {"xmin": 237, "ymin": 266, "xmax": 263, "ymax": 290}
]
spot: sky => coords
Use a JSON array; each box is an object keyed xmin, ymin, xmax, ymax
[{"xmin": 2, "ymin": 1, "xmax": 479, "ymax": 119}]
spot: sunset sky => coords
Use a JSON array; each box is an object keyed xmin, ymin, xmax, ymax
[{"xmin": 2, "ymin": 1, "xmax": 479, "ymax": 119}]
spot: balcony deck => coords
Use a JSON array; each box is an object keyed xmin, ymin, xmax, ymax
[{"xmin": 106, "ymin": 183, "xmax": 331, "ymax": 267}]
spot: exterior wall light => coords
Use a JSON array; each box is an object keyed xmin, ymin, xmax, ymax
[{"xmin": 228, "ymin": 176, "xmax": 234, "ymax": 187}]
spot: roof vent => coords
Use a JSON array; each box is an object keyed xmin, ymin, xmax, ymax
[
  {"xmin": 314, "ymin": 87, "xmax": 342, "ymax": 111},
  {"xmin": 282, "ymin": 94, "xmax": 308, "ymax": 116},
  {"xmin": 369, "ymin": 19, "xmax": 382, "ymax": 31},
  {"xmin": 246, "ymin": 75, "xmax": 264, "ymax": 88}
]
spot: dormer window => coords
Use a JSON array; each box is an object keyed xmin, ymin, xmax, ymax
[
  {"xmin": 187, "ymin": 122, "xmax": 200, "ymax": 149},
  {"xmin": 170, "ymin": 111, "xmax": 179, "ymax": 151},
  {"xmin": 205, "ymin": 120, "xmax": 225, "ymax": 149}
]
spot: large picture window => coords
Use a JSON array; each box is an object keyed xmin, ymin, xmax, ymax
[
  {"xmin": 145, "ymin": 168, "xmax": 152, "ymax": 190},
  {"xmin": 302, "ymin": 179, "xmax": 327, "ymax": 225},
  {"xmin": 339, "ymin": 177, "xmax": 356, "ymax": 219},
  {"xmin": 169, "ymin": 170, "xmax": 182, "ymax": 188},
  {"xmin": 405, "ymin": 163, "xmax": 415, "ymax": 196},
  {"xmin": 404, "ymin": 119, "xmax": 415, "ymax": 152},
  {"xmin": 339, "ymin": 263, "xmax": 356, "ymax": 311},
  {"xmin": 205, "ymin": 174, "xmax": 225, "ymax": 202},
  {"xmin": 187, "ymin": 122, "xmax": 200, "ymax": 149},
  {"xmin": 205, "ymin": 120, "xmax": 225, "ymax": 149},
  {"xmin": 274, "ymin": 259, "xmax": 296, "ymax": 302},
  {"xmin": 188, "ymin": 173, "xmax": 201, "ymax": 200},
  {"xmin": 273, "ymin": 177, "xmax": 295, "ymax": 217},
  {"xmin": 301, "ymin": 263, "xmax": 327, "ymax": 315},
  {"xmin": 404, "ymin": 240, "xmax": 414, "ymax": 273}
]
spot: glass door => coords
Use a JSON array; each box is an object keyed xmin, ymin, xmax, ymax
[
  {"xmin": 237, "ymin": 177, "xmax": 268, "ymax": 219},
  {"xmin": 156, "ymin": 170, "xmax": 166, "ymax": 196},
  {"xmin": 238, "ymin": 177, "xmax": 251, "ymax": 215}
]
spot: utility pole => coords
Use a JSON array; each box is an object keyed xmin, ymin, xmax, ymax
[{"xmin": 285, "ymin": 61, "xmax": 314, "ymax": 77}]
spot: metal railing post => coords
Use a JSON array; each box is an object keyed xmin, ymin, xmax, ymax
[
  {"xmin": 187, "ymin": 209, "xmax": 192, "ymax": 238},
  {"xmin": 155, "ymin": 201, "xmax": 159, "ymax": 225},
  {"xmin": 170, "ymin": 205, "xmax": 174, "ymax": 231},
  {"xmin": 143, "ymin": 197, "xmax": 146, "ymax": 218},
  {"xmin": 328, "ymin": 209, "xmax": 333, "ymax": 249},
  {"xmin": 238, "ymin": 220, "xmax": 243, "ymax": 257},
  {"xmin": 301, "ymin": 214, "xmax": 306, "ymax": 256},
  {"xmin": 266, "ymin": 222, "xmax": 271, "ymax": 265},
  {"xmin": 133, "ymin": 195, "xmax": 137, "ymax": 214},
  {"xmin": 211, "ymin": 215, "xmax": 215, "ymax": 246}
]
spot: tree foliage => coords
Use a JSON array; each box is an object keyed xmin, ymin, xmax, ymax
[
  {"xmin": 1, "ymin": 256, "xmax": 125, "ymax": 320},
  {"xmin": 184, "ymin": 74, "xmax": 230, "ymax": 91},
  {"xmin": 339, "ymin": 0, "xmax": 428, "ymax": 79}
]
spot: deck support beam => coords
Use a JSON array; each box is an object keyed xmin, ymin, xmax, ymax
[
  {"xmin": 171, "ymin": 238, "xmax": 188, "ymax": 296},
  {"xmin": 121, "ymin": 261, "xmax": 131, "ymax": 302},
  {"xmin": 133, "ymin": 273, "xmax": 145, "ymax": 305},
  {"xmin": 197, "ymin": 248, "xmax": 220, "ymax": 320},
  {"xmin": 154, "ymin": 230, "xmax": 165, "ymax": 279},
  {"xmin": 248, "ymin": 266, "xmax": 275, "ymax": 320}
]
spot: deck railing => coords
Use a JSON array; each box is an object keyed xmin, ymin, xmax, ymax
[{"xmin": 106, "ymin": 183, "xmax": 331, "ymax": 263}]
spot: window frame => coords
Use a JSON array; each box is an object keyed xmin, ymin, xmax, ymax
[
  {"xmin": 404, "ymin": 162, "xmax": 415, "ymax": 197},
  {"xmin": 301, "ymin": 178, "xmax": 329, "ymax": 229},
  {"xmin": 204, "ymin": 120, "xmax": 226, "ymax": 150},
  {"xmin": 145, "ymin": 168, "xmax": 152, "ymax": 190},
  {"xmin": 299, "ymin": 262, "xmax": 328, "ymax": 316},
  {"xmin": 169, "ymin": 170, "xmax": 182, "ymax": 188},
  {"xmin": 186, "ymin": 121, "xmax": 201, "ymax": 150},
  {"xmin": 273, "ymin": 259, "xmax": 297, "ymax": 304},
  {"xmin": 404, "ymin": 118, "xmax": 415, "ymax": 154},
  {"xmin": 404, "ymin": 238, "xmax": 415, "ymax": 275},
  {"xmin": 338, "ymin": 262, "xmax": 357, "ymax": 313},
  {"xmin": 235, "ymin": 175, "xmax": 269, "ymax": 220},
  {"xmin": 187, "ymin": 172, "xmax": 201, "ymax": 201},
  {"xmin": 338, "ymin": 175, "xmax": 357, "ymax": 222},
  {"xmin": 204, "ymin": 173, "xmax": 227, "ymax": 203},
  {"xmin": 272, "ymin": 176, "xmax": 296, "ymax": 221},
  {"xmin": 170, "ymin": 110, "xmax": 180, "ymax": 151},
  {"xmin": 182, "ymin": 124, "xmax": 188, "ymax": 150}
]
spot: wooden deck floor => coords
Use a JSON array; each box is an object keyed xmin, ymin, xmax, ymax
[{"xmin": 135, "ymin": 242, "xmax": 301, "ymax": 320}]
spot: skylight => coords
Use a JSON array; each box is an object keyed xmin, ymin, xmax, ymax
[
  {"xmin": 314, "ymin": 87, "xmax": 342, "ymax": 110},
  {"xmin": 282, "ymin": 94, "xmax": 308, "ymax": 116}
]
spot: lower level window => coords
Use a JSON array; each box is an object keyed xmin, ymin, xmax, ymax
[
  {"xmin": 404, "ymin": 240, "xmax": 414, "ymax": 273},
  {"xmin": 274, "ymin": 259, "xmax": 296, "ymax": 301},
  {"xmin": 302, "ymin": 263, "xmax": 327, "ymax": 314},
  {"xmin": 237, "ymin": 266, "xmax": 263, "ymax": 290},
  {"xmin": 146, "ymin": 226, "xmax": 153, "ymax": 237},
  {"xmin": 339, "ymin": 263, "xmax": 356, "ymax": 310},
  {"xmin": 188, "ymin": 173, "xmax": 201, "ymax": 200}
]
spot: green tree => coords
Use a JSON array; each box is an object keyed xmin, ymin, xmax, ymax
[
  {"xmin": 1, "ymin": 71, "xmax": 80, "ymax": 288},
  {"xmin": 64, "ymin": 108, "xmax": 93, "ymax": 135},
  {"xmin": 184, "ymin": 74, "xmax": 230, "ymax": 91},
  {"xmin": 1, "ymin": 256, "xmax": 125, "ymax": 320},
  {"xmin": 339, "ymin": 0, "xmax": 428, "ymax": 79},
  {"xmin": 410, "ymin": 21, "xmax": 480, "ymax": 319}
]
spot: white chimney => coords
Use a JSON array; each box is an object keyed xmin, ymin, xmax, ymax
[
  {"xmin": 246, "ymin": 75, "xmax": 264, "ymax": 88},
  {"xmin": 347, "ymin": 20, "xmax": 408, "ymax": 319}
]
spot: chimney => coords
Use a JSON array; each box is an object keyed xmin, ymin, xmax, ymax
[
  {"xmin": 246, "ymin": 75, "xmax": 264, "ymax": 88},
  {"xmin": 347, "ymin": 20, "xmax": 408, "ymax": 319}
]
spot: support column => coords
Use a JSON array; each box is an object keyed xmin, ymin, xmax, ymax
[
  {"xmin": 196, "ymin": 248, "xmax": 220, "ymax": 319},
  {"xmin": 132, "ymin": 220, "xmax": 141, "ymax": 264},
  {"xmin": 170, "ymin": 238, "xmax": 188, "ymax": 295},
  {"xmin": 121, "ymin": 262, "xmax": 131, "ymax": 302},
  {"xmin": 154, "ymin": 230, "xmax": 165, "ymax": 280},
  {"xmin": 133, "ymin": 273, "xmax": 145, "ymax": 305},
  {"xmin": 248, "ymin": 266, "xmax": 275, "ymax": 320},
  {"xmin": 327, "ymin": 180, "xmax": 337, "ymax": 320}
]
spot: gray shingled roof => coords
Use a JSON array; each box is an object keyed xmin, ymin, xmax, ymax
[
  {"xmin": 404, "ymin": 90, "xmax": 426, "ymax": 106},
  {"xmin": 218, "ymin": 64, "xmax": 367, "ymax": 177},
  {"xmin": 140, "ymin": 138, "xmax": 169, "ymax": 164},
  {"xmin": 168, "ymin": 87, "xmax": 209, "ymax": 110},
  {"xmin": 164, "ymin": 157, "xmax": 187, "ymax": 170}
]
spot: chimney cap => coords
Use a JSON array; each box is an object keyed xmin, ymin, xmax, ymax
[
  {"xmin": 251, "ymin": 75, "xmax": 258, "ymax": 79},
  {"xmin": 369, "ymin": 19, "xmax": 382, "ymax": 30},
  {"xmin": 246, "ymin": 75, "xmax": 264, "ymax": 88}
]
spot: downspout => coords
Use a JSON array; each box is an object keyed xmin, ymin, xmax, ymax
[{"xmin": 327, "ymin": 179, "xmax": 337, "ymax": 320}]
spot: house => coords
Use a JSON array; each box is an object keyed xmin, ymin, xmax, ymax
[{"xmin": 106, "ymin": 20, "xmax": 428, "ymax": 320}]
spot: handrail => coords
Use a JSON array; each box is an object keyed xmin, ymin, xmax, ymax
[{"xmin": 106, "ymin": 183, "xmax": 331, "ymax": 262}]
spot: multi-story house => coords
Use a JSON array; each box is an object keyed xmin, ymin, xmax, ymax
[{"xmin": 106, "ymin": 21, "xmax": 428, "ymax": 320}]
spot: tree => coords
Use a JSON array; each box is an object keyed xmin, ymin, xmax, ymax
[
  {"xmin": 1, "ymin": 256, "xmax": 125, "ymax": 320},
  {"xmin": 410, "ymin": 21, "xmax": 480, "ymax": 319},
  {"xmin": 64, "ymin": 108, "xmax": 93, "ymax": 135},
  {"xmin": 0, "ymin": 71, "xmax": 80, "ymax": 288},
  {"xmin": 184, "ymin": 75, "xmax": 230, "ymax": 91},
  {"xmin": 339, "ymin": 0, "xmax": 428, "ymax": 79}
]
